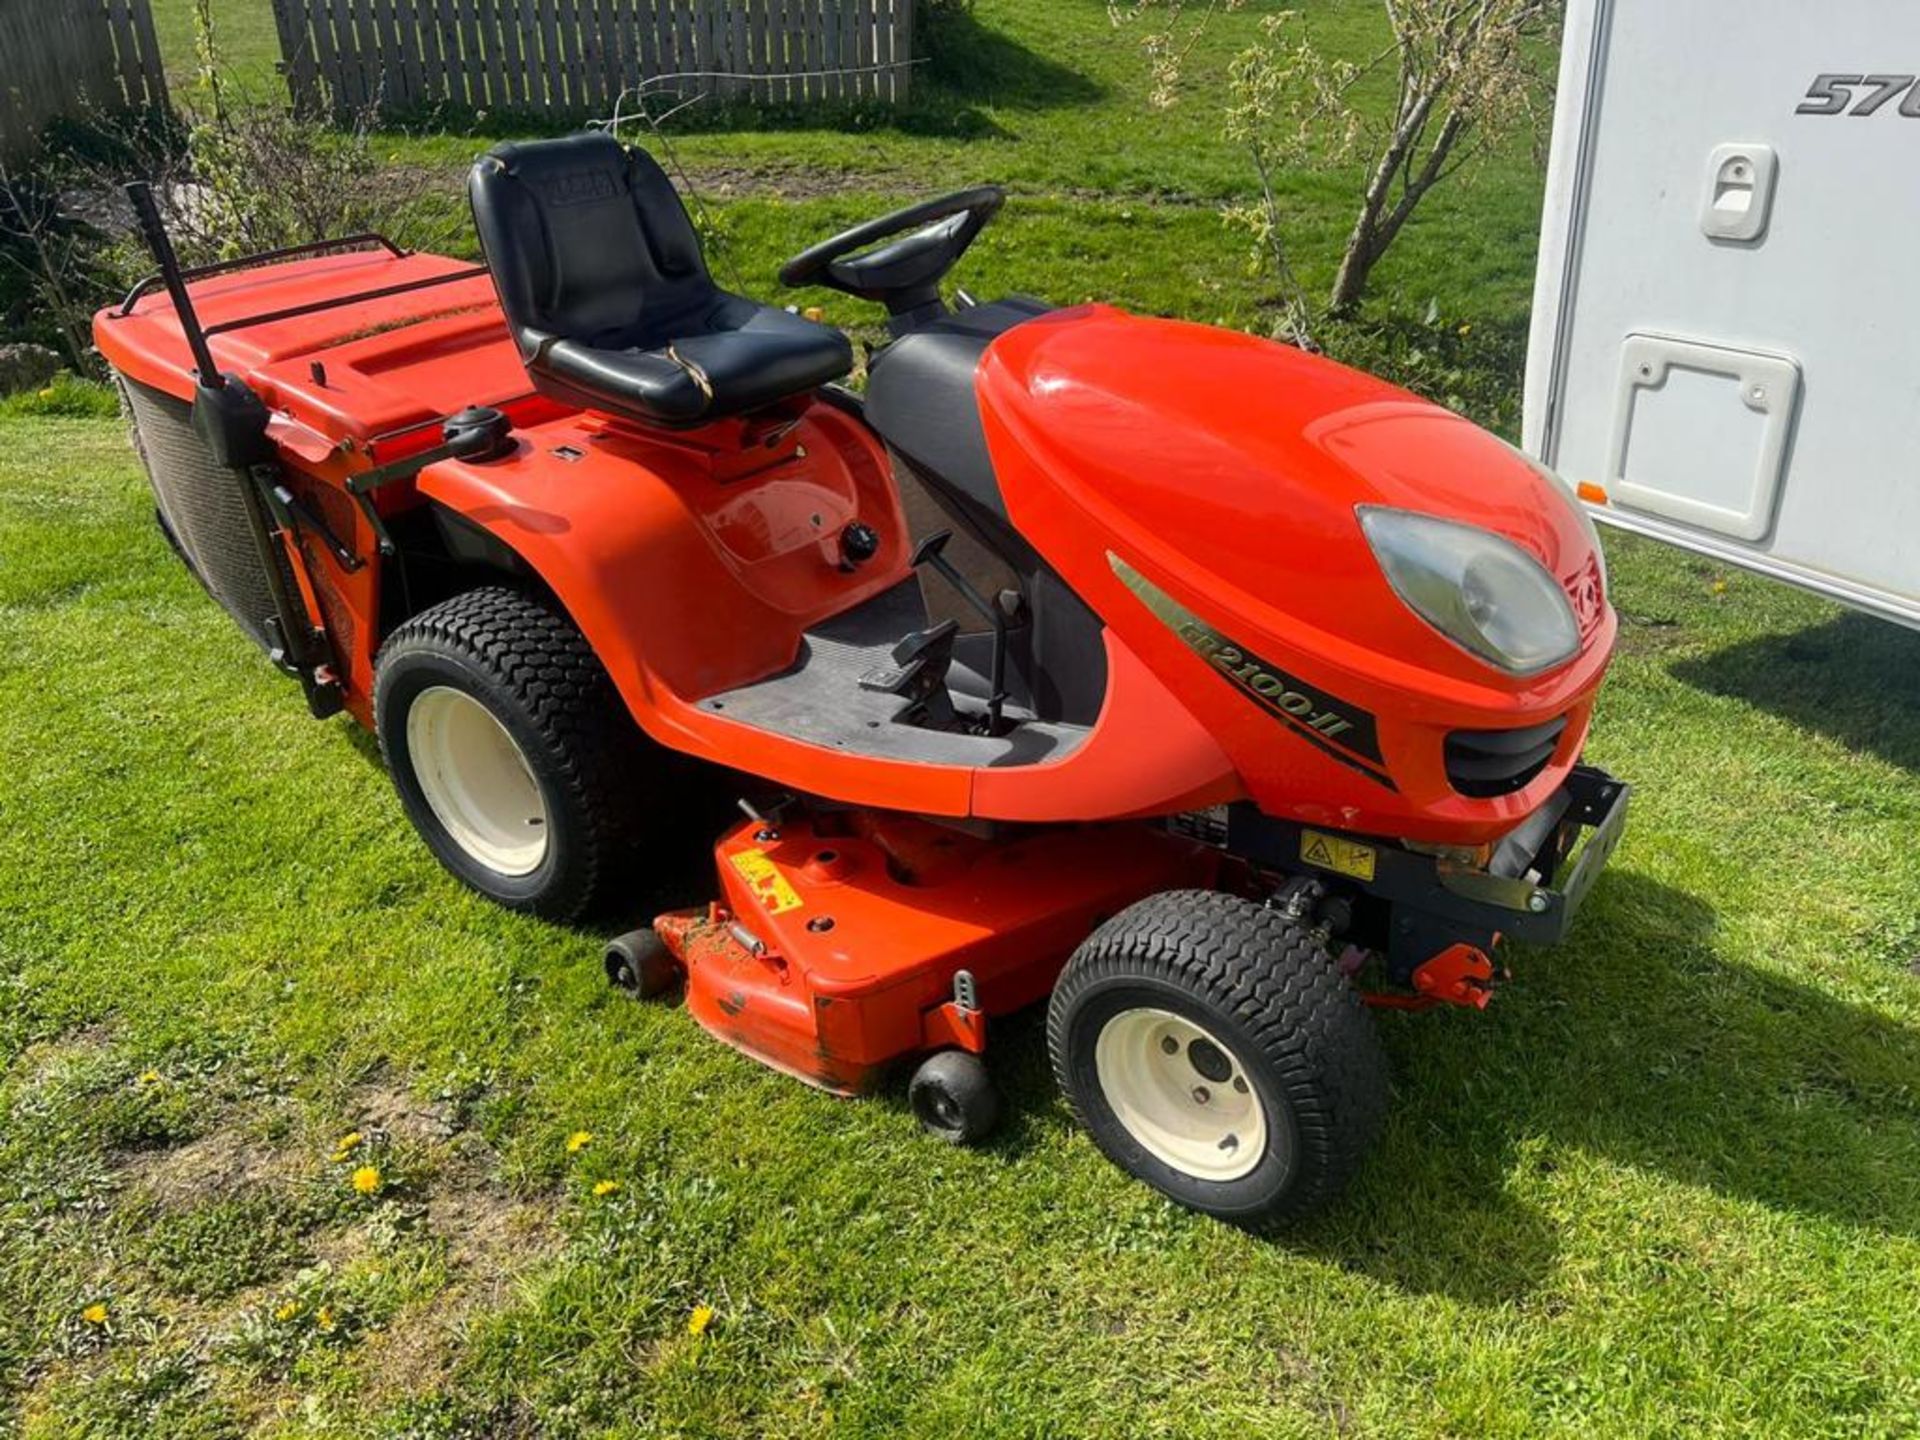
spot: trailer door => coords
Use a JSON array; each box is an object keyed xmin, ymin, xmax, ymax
[{"xmin": 1524, "ymin": 0, "xmax": 1920, "ymax": 627}]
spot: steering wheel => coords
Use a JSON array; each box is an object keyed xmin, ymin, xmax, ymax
[{"xmin": 779, "ymin": 186, "xmax": 1005, "ymax": 318}]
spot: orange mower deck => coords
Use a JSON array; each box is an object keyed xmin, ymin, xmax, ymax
[{"xmin": 655, "ymin": 812, "xmax": 1218, "ymax": 1093}]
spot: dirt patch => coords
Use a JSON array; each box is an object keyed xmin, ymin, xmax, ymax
[
  {"xmin": 1612, "ymin": 609, "xmax": 1689, "ymax": 657},
  {"xmin": 676, "ymin": 160, "xmax": 918, "ymax": 201},
  {"xmin": 120, "ymin": 1125, "xmax": 309, "ymax": 1207},
  {"xmin": 391, "ymin": 155, "xmax": 911, "ymax": 212},
  {"xmin": 348, "ymin": 1075, "xmax": 461, "ymax": 1147},
  {"xmin": 323, "ymin": 1073, "xmax": 558, "ymax": 1401},
  {"xmin": 91, "ymin": 1072, "xmax": 557, "ymax": 1417},
  {"xmin": 352, "ymin": 1161, "xmax": 559, "ymax": 1407},
  {"xmin": 8, "ymin": 1023, "xmax": 116, "ymax": 1083}
]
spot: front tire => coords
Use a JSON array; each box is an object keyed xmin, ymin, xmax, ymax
[
  {"xmin": 1048, "ymin": 890, "xmax": 1388, "ymax": 1228},
  {"xmin": 375, "ymin": 587, "xmax": 652, "ymax": 922}
]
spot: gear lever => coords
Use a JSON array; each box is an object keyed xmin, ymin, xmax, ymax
[{"xmin": 910, "ymin": 531, "xmax": 1011, "ymax": 735}]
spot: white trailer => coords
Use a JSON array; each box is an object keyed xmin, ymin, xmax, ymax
[{"xmin": 1524, "ymin": 0, "xmax": 1920, "ymax": 628}]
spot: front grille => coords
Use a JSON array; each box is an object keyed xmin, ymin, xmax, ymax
[
  {"xmin": 116, "ymin": 374, "xmax": 292, "ymax": 653},
  {"xmin": 1446, "ymin": 717, "xmax": 1567, "ymax": 798}
]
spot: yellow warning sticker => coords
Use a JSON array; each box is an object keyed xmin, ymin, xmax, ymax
[
  {"xmin": 729, "ymin": 848, "xmax": 804, "ymax": 915},
  {"xmin": 1299, "ymin": 830, "xmax": 1377, "ymax": 882}
]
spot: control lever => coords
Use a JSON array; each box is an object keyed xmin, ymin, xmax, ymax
[
  {"xmin": 860, "ymin": 619, "xmax": 961, "ymax": 728},
  {"xmin": 344, "ymin": 406, "xmax": 514, "ymax": 556},
  {"xmin": 910, "ymin": 531, "xmax": 1011, "ymax": 735},
  {"xmin": 346, "ymin": 406, "xmax": 515, "ymax": 497},
  {"xmin": 737, "ymin": 793, "xmax": 797, "ymax": 841}
]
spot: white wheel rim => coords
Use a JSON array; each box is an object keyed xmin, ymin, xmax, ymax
[
  {"xmin": 1094, "ymin": 1007, "xmax": 1269, "ymax": 1182},
  {"xmin": 405, "ymin": 686, "xmax": 550, "ymax": 876}
]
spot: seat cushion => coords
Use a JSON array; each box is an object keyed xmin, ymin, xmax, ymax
[{"xmin": 541, "ymin": 295, "xmax": 853, "ymax": 425}]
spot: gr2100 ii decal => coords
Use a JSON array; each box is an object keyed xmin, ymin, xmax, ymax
[
  {"xmin": 1108, "ymin": 553, "xmax": 1395, "ymax": 790},
  {"xmin": 1796, "ymin": 73, "xmax": 1920, "ymax": 117}
]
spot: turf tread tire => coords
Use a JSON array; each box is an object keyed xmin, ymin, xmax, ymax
[
  {"xmin": 1048, "ymin": 889, "xmax": 1388, "ymax": 1227},
  {"xmin": 375, "ymin": 586, "xmax": 649, "ymax": 922}
]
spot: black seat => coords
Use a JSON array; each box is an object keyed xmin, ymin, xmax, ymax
[{"xmin": 469, "ymin": 134, "xmax": 852, "ymax": 427}]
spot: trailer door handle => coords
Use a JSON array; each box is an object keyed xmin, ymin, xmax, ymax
[{"xmin": 1701, "ymin": 143, "xmax": 1777, "ymax": 243}]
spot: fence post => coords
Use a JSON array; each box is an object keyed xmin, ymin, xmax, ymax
[
  {"xmin": 896, "ymin": 0, "xmax": 911, "ymax": 100},
  {"xmin": 271, "ymin": 0, "xmax": 323, "ymax": 115}
]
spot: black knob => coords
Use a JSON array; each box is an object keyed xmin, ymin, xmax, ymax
[
  {"xmin": 840, "ymin": 521, "xmax": 881, "ymax": 568},
  {"xmin": 443, "ymin": 405, "xmax": 514, "ymax": 462}
]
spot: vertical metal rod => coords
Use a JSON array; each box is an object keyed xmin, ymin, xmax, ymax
[
  {"xmin": 123, "ymin": 180, "xmax": 223, "ymax": 388},
  {"xmin": 920, "ymin": 542, "xmax": 1010, "ymax": 735}
]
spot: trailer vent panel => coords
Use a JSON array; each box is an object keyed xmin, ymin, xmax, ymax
[{"xmin": 1445, "ymin": 718, "xmax": 1567, "ymax": 798}]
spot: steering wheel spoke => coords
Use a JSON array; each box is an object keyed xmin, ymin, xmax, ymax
[{"xmin": 780, "ymin": 187, "xmax": 1004, "ymax": 321}]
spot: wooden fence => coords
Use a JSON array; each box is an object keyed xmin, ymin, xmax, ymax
[
  {"xmin": 270, "ymin": 0, "xmax": 917, "ymax": 121},
  {"xmin": 0, "ymin": 0, "xmax": 169, "ymax": 161}
]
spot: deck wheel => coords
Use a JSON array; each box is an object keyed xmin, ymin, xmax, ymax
[
  {"xmin": 909, "ymin": 1050, "xmax": 1000, "ymax": 1146},
  {"xmin": 1048, "ymin": 889, "xmax": 1389, "ymax": 1228},
  {"xmin": 605, "ymin": 929, "xmax": 679, "ymax": 999}
]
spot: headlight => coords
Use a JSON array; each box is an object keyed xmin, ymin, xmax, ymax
[
  {"xmin": 1359, "ymin": 507, "xmax": 1580, "ymax": 676},
  {"xmin": 1505, "ymin": 442, "xmax": 1608, "ymax": 594}
]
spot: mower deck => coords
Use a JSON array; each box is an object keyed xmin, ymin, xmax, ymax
[{"xmin": 654, "ymin": 811, "xmax": 1217, "ymax": 1094}]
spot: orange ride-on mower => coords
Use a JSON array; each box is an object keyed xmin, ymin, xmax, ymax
[{"xmin": 96, "ymin": 133, "xmax": 1627, "ymax": 1226}]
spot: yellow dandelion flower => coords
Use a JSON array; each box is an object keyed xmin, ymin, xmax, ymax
[
  {"xmin": 687, "ymin": 1304, "xmax": 715, "ymax": 1337},
  {"xmin": 136, "ymin": 1070, "xmax": 161, "ymax": 1085},
  {"xmin": 565, "ymin": 1130, "xmax": 593, "ymax": 1154},
  {"xmin": 592, "ymin": 1179, "xmax": 621, "ymax": 1197},
  {"xmin": 317, "ymin": 1305, "xmax": 336, "ymax": 1332},
  {"xmin": 81, "ymin": 1302, "xmax": 108, "ymax": 1325},
  {"xmin": 335, "ymin": 1131, "xmax": 363, "ymax": 1152},
  {"xmin": 274, "ymin": 1301, "xmax": 299, "ymax": 1322},
  {"xmin": 351, "ymin": 1164, "xmax": 382, "ymax": 1195}
]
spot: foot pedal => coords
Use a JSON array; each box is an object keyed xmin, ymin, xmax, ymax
[{"xmin": 859, "ymin": 619, "xmax": 959, "ymax": 694}]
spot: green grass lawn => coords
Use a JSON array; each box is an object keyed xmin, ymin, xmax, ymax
[
  {"xmin": 3, "ymin": 1, "xmax": 1919, "ymax": 1435},
  {"xmin": 6, "ymin": 423, "xmax": 1920, "ymax": 1440},
  {"xmin": 145, "ymin": 0, "xmax": 1546, "ymax": 332}
]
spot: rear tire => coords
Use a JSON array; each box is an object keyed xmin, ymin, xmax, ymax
[
  {"xmin": 1048, "ymin": 890, "xmax": 1387, "ymax": 1228},
  {"xmin": 375, "ymin": 586, "xmax": 651, "ymax": 922}
]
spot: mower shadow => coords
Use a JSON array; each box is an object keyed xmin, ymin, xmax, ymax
[
  {"xmin": 1671, "ymin": 612, "xmax": 1920, "ymax": 773},
  {"xmin": 907, "ymin": 867, "xmax": 1920, "ymax": 1305},
  {"xmin": 1306, "ymin": 868, "xmax": 1920, "ymax": 1301},
  {"xmin": 340, "ymin": 721, "xmax": 383, "ymax": 769}
]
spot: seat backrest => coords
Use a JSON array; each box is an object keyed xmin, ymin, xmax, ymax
[{"xmin": 469, "ymin": 133, "xmax": 717, "ymax": 356}]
